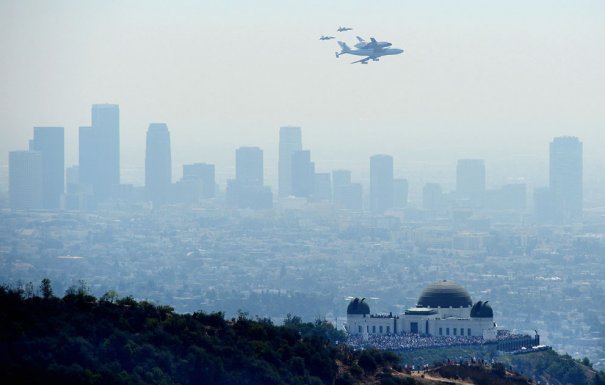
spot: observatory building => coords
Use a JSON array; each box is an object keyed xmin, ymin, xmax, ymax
[{"xmin": 346, "ymin": 280, "xmax": 497, "ymax": 340}]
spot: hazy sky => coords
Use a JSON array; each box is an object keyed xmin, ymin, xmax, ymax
[{"xmin": 1, "ymin": 0, "xmax": 604, "ymax": 193}]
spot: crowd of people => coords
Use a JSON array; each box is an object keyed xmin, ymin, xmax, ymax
[
  {"xmin": 496, "ymin": 329, "xmax": 533, "ymax": 341},
  {"xmin": 346, "ymin": 332, "xmax": 485, "ymax": 351}
]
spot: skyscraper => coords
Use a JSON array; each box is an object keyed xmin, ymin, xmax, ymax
[
  {"xmin": 550, "ymin": 136, "xmax": 582, "ymax": 223},
  {"xmin": 9, "ymin": 151, "xmax": 43, "ymax": 210},
  {"xmin": 145, "ymin": 123, "xmax": 172, "ymax": 206},
  {"xmin": 93, "ymin": 104, "xmax": 120, "ymax": 199},
  {"xmin": 236, "ymin": 147, "xmax": 263, "ymax": 186},
  {"xmin": 278, "ymin": 126, "xmax": 302, "ymax": 197},
  {"xmin": 291, "ymin": 150, "xmax": 314, "ymax": 198},
  {"xmin": 332, "ymin": 169, "xmax": 352, "ymax": 207},
  {"xmin": 182, "ymin": 163, "xmax": 215, "ymax": 199},
  {"xmin": 79, "ymin": 104, "xmax": 120, "ymax": 202},
  {"xmin": 64, "ymin": 166, "xmax": 83, "ymax": 210},
  {"xmin": 30, "ymin": 126, "xmax": 64, "ymax": 209},
  {"xmin": 313, "ymin": 172, "xmax": 332, "ymax": 201},
  {"xmin": 227, "ymin": 147, "xmax": 272, "ymax": 209},
  {"xmin": 456, "ymin": 159, "xmax": 485, "ymax": 207},
  {"xmin": 370, "ymin": 154, "xmax": 393, "ymax": 213},
  {"xmin": 332, "ymin": 170, "xmax": 362, "ymax": 210}
]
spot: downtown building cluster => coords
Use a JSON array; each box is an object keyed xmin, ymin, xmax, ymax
[{"xmin": 7, "ymin": 104, "xmax": 584, "ymax": 225}]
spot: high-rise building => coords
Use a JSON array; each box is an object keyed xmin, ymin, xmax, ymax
[
  {"xmin": 393, "ymin": 178, "xmax": 409, "ymax": 208},
  {"xmin": 332, "ymin": 170, "xmax": 352, "ymax": 207},
  {"xmin": 78, "ymin": 104, "xmax": 120, "ymax": 202},
  {"xmin": 332, "ymin": 170, "xmax": 362, "ymax": 210},
  {"xmin": 29, "ymin": 127, "xmax": 64, "ymax": 209},
  {"xmin": 236, "ymin": 147, "xmax": 263, "ymax": 186},
  {"xmin": 370, "ymin": 154, "xmax": 393, "ymax": 213},
  {"xmin": 92, "ymin": 104, "xmax": 120, "ymax": 200},
  {"xmin": 227, "ymin": 147, "xmax": 272, "ymax": 209},
  {"xmin": 9, "ymin": 151, "xmax": 43, "ymax": 210},
  {"xmin": 313, "ymin": 172, "xmax": 332, "ymax": 201},
  {"xmin": 456, "ymin": 159, "xmax": 485, "ymax": 207},
  {"xmin": 181, "ymin": 163, "xmax": 215, "ymax": 199},
  {"xmin": 64, "ymin": 166, "xmax": 82, "ymax": 210},
  {"xmin": 291, "ymin": 150, "xmax": 314, "ymax": 198},
  {"xmin": 278, "ymin": 126, "xmax": 302, "ymax": 197},
  {"xmin": 550, "ymin": 136, "xmax": 582, "ymax": 223},
  {"xmin": 145, "ymin": 123, "xmax": 172, "ymax": 205}
]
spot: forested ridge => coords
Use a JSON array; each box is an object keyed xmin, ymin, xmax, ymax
[
  {"xmin": 1, "ymin": 282, "xmax": 408, "ymax": 385},
  {"xmin": 1, "ymin": 281, "xmax": 602, "ymax": 385}
]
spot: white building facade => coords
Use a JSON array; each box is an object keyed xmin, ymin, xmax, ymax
[{"xmin": 346, "ymin": 281, "xmax": 497, "ymax": 340}]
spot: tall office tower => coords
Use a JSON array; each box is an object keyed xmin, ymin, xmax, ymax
[
  {"xmin": 456, "ymin": 159, "xmax": 486, "ymax": 207},
  {"xmin": 423, "ymin": 183, "xmax": 444, "ymax": 211},
  {"xmin": 332, "ymin": 169, "xmax": 352, "ymax": 207},
  {"xmin": 64, "ymin": 166, "xmax": 81, "ymax": 210},
  {"xmin": 278, "ymin": 126, "xmax": 302, "ymax": 197},
  {"xmin": 77, "ymin": 104, "xmax": 120, "ymax": 203},
  {"xmin": 393, "ymin": 178, "xmax": 409, "ymax": 208},
  {"xmin": 313, "ymin": 172, "xmax": 332, "ymax": 201},
  {"xmin": 370, "ymin": 154, "xmax": 394, "ymax": 213},
  {"xmin": 227, "ymin": 147, "xmax": 272, "ymax": 209},
  {"xmin": 550, "ymin": 136, "xmax": 583, "ymax": 224},
  {"xmin": 332, "ymin": 170, "xmax": 362, "ymax": 210},
  {"xmin": 182, "ymin": 163, "xmax": 215, "ymax": 199},
  {"xmin": 291, "ymin": 150, "xmax": 314, "ymax": 198},
  {"xmin": 29, "ymin": 127, "xmax": 64, "ymax": 209},
  {"xmin": 236, "ymin": 147, "xmax": 264, "ymax": 186},
  {"xmin": 145, "ymin": 123, "xmax": 172, "ymax": 205},
  {"xmin": 91, "ymin": 104, "xmax": 120, "ymax": 200},
  {"xmin": 9, "ymin": 151, "xmax": 43, "ymax": 210}
]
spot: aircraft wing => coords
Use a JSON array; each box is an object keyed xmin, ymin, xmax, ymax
[{"xmin": 351, "ymin": 56, "xmax": 371, "ymax": 64}]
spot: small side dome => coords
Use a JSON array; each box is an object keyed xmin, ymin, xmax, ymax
[
  {"xmin": 470, "ymin": 301, "xmax": 493, "ymax": 318},
  {"xmin": 347, "ymin": 297, "xmax": 370, "ymax": 315}
]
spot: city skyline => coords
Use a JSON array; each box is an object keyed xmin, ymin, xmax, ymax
[
  {"xmin": 1, "ymin": 110, "xmax": 603, "ymax": 210},
  {"xmin": 3, "ymin": 106, "xmax": 591, "ymax": 218},
  {"xmin": 1, "ymin": 1, "xmax": 604, "ymax": 194}
]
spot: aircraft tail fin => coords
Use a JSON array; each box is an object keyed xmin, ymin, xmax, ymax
[{"xmin": 356, "ymin": 36, "xmax": 365, "ymax": 42}]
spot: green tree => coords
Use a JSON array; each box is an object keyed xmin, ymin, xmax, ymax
[
  {"xmin": 100, "ymin": 290, "xmax": 120, "ymax": 303},
  {"xmin": 24, "ymin": 281, "xmax": 35, "ymax": 298},
  {"xmin": 40, "ymin": 278, "xmax": 53, "ymax": 299},
  {"xmin": 359, "ymin": 351, "xmax": 378, "ymax": 374}
]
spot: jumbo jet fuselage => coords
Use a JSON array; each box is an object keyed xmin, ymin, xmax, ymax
[
  {"xmin": 336, "ymin": 41, "xmax": 403, "ymax": 62},
  {"xmin": 346, "ymin": 47, "xmax": 403, "ymax": 58}
]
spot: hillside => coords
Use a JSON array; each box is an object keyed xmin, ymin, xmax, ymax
[
  {"xmin": 0, "ymin": 282, "xmax": 601, "ymax": 385},
  {"xmin": 499, "ymin": 350, "xmax": 605, "ymax": 385}
]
